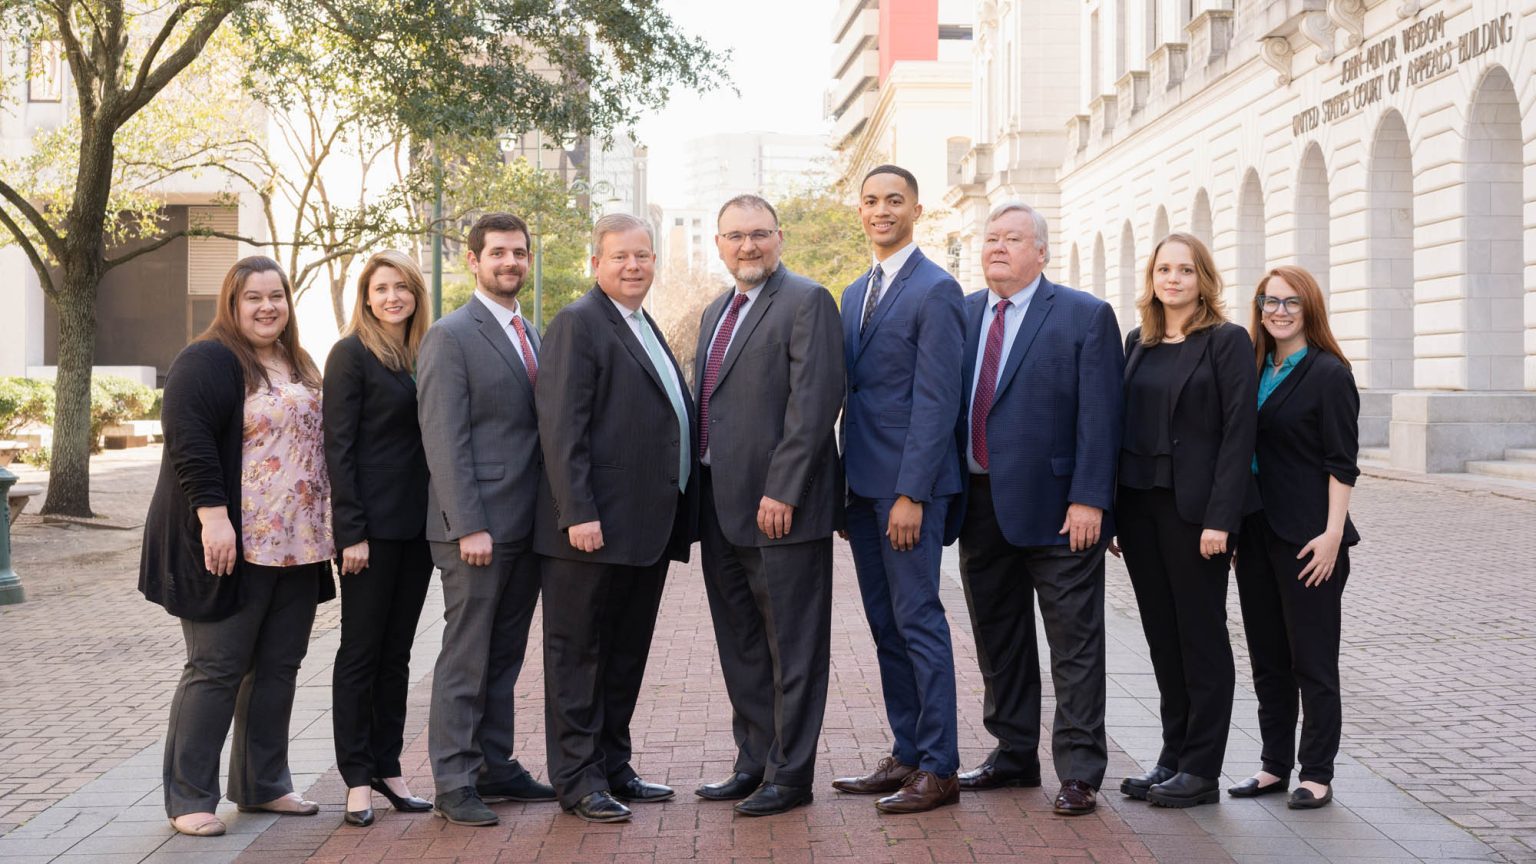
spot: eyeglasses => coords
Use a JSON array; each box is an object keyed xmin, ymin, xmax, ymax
[
  {"xmin": 1256, "ymin": 295, "xmax": 1303, "ymax": 315},
  {"xmin": 720, "ymin": 230, "xmax": 778, "ymax": 245}
]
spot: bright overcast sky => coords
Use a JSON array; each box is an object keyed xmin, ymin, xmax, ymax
[{"xmin": 632, "ymin": 0, "xmax": 833, "ymax": 206}]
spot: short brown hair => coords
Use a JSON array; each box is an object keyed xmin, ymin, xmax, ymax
[
  {"xmin": 717, "ymin": 194, "xmax": 779, "ymax": 227},
  {"xmin": 593, "ymin": 212, "xmax": 654, "ymax": 256},
  {"xmin": 467, "ymin": 213, "xmax": 531, "ymax": 256},
  {"xmin": 1137, "ymin": 233, "xmax": 1228, "ymax": 347}
]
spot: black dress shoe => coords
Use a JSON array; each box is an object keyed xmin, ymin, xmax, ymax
[
  {"xmin": 478, "ymin": 764, "xmax": 557, "ymax": 803},
  {"xmin": 1287, "ymin": 785, "xmax": 1333, "ymax": 809},
  {"xmin": 611, "ymin": 776, "xmax": 675, "ymax": 803},
  {"xmin": 1228, "ymin": 776, "xmax": 1289, "ymax": 798},
  {"xmin": 343, "ymin": 807, "xmax": 375, "ymax": 827},
  {"xmin": 734, "ymin": 783, "xmax": 813, "ymax": 816},
  {"xmin": 432, "ymin": 787, "xmax": 498, "ymax": 826},
  {"xmin": 1119, "ymin": 764, "xmax": 1176, "ymax": 800},
  {"xmin": 1147, "ymin": 772, "xmax": 1220, "ymax": 808},
  {"xmin": 569, "ymin": 790, "xmax": 632, "ymax": 823},
  {"xmin": 958, "ymin": 762, "xmax": 1042, "ymax": 790},
  {"xmin": 370, "ymin": 779, "xmax": 432, "ymax": 812},
  {"xmin": 696, "ymin": 772, "xmax": 763, "ymax": 801}
]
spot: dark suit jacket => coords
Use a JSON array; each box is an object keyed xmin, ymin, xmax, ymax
[
  {"xmin": 323, "ymin": 334, "xmax": 429, "ymax": 549},
  {"xmin": 694, "ymin": 265, "xmax": 845, "ymax": 547},
  {"xmin": 1251, "ymin": 349, "xmax": 1361, "ymax": 548},
  {"xmin": 416, "ymin": 295, "xmax": 542, "ymax": 544},
  {"xmin": 535, "ymin": 285, "xmax": 697, "ymax": 566},
  {"xmin": 140, "ymin": 340, "xmax": 335, "ymax": 621},
  {"xmin": 1120, "ymin": 322, "xmax": 1258, "ymax": 534},
  {"xmin": 840, "ymin": 247, "xmax": 966, "ymax": 516},
  {"xmin": 956, "ymin": 278, "xmax": 1125, "ymax": 547}
]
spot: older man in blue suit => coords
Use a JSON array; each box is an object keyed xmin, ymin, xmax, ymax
[
  {"xmin": 954, "ymin": 202, "xmax": 1124, "ymax": 816},
  {"xmin": 832, "ymin": 164, "xmax": 966, "ymax": 814}
]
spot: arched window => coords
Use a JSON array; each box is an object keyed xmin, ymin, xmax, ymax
[
  {"xmin": 1296, "ymin": 143, "xmax": 1330, "ymax": 296},
  {"xmin": 1463, "ymin": 66, "xmax": 1524, "ymax": 390},
  {"xmin": 1367, "ymin": 111, "xmax": 1414, "ymax": 390}
]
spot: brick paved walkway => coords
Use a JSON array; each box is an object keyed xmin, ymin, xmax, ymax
[{"xmin": 1, "ymin": 448, "xmax": 1530, "ymax": 862}]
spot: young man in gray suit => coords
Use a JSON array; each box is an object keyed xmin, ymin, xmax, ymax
[
  {"xmin": 535, "ymin": 213, "xmax": 697, "ymax": 823},
  {"xmin": 692, "ymin": 195, "xmax": 845, "ymax": 816},
  {"xmin": 417, "ymin": 213, "xmax": 555, "ymax": 826}
]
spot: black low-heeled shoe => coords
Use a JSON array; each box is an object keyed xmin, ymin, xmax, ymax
[
  {"xmin": 344, "ymin": 806, "xmax": 375, "ymax": 827},
  {"xmin": 371, "ymin": 779, "xmax": 433, "ymax": 812},
  {"xmin": 1228, "ymin": 776, "xmax": 1289, "ymax": 798},
  {"xmin": 1287, "ymin": 785, "xmax": 1333, "ymax": 809}
]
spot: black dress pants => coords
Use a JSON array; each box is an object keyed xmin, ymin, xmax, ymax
[
  {"xmin": 1116, "ymin": 485, "xmax": 1235, "ymax": 780},
  {"xmin": 331, "ymin": 538, "xmax": 433, "ymax": 787},
  {"xmin": 541, "ymin": 554, "xmax": 668, "ymax": 809},
  {"xmin": 1235, "ymin": 510, "xmax": 1348, "ymax": 785}
]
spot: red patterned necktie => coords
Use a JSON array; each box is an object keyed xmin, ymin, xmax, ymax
[
  {"xmin": 970, "ymin": 299, "xmax": 1011, "ymax": 470},
  {"xmin": 510, "ymin": 315, "xmax": 538, "ymax": 387},
  {"xmin": 700, "ymin": 292, "xmax": 750, "ymax": 456}
]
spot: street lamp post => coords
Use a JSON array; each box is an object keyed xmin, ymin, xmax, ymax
[{"xmin": 0, "ymin": 467, "xmax": 24, "ymax": 605}]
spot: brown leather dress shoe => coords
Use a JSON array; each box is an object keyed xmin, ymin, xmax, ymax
[
  {"xmin": 958, "ymin": 762, "xmax": 1042, "ymax": 790},
  {"xmin": 1053, "ymin": 779, "xmax": 1097, "ymax": 816},
  {"xmin": 874, "ymin": 771, "xmax": 959, "ymax": 813},
  {"xmin": 832, "ymin": 756, "xmax": 917, "ymax": 794}
]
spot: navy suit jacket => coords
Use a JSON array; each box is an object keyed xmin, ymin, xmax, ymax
[
  {"xmin": 955, "ymin": 278, "xmax": 1125, "ymax": 547},
  {"xmin": 840, "ymin": 247, "xmax": 966, "ymax": 512}
]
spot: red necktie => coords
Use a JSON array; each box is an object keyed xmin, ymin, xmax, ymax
[
  {"xmin": 700, "ymin": 292, "xmax": 750, "ymax": 456},
  {"xmin": 510, "ymin": 315, "xmax": 538, "ymax": 387},
  {"xmin": 970, "ymin": 299, "xmax": 1011, "ymax": 470}
]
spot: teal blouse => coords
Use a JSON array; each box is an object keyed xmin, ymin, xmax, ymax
[{"xmin": 1252, "ymin": 346, "xmax": 1308, "ymax": 474}]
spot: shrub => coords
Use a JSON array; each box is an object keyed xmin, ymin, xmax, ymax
[
  {"xmin": 90, "ymin": 376, "xmax": 157, "ymax": 451},
  {"xmin": 142, "ymin": 388, "xmax": 164, "ymax": 421},
  {"xmin": 20, "ymin": 445, "xmax": 51, "ymax": 470},
  {"xmin": 0, "ymin": 377, "xmax": 56, "ymax": 439}
]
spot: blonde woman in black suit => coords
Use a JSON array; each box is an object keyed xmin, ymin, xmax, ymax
[{"xmin": 1227, "ymin": 265, "xmax": 1358, "ymax": 810}]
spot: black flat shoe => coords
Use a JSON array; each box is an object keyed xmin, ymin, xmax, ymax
[
  {"xmin": 477, "ymin": 764, "xmax": 557, "ymax": 803},
  {"xmin": 696, "ymin": 772, "xmax": 763, "ymax": 801},
  {"xmin": 432, "ymin": 787, "xmax": 498, "ymax": 827},
  {"xmin": 1119, "ymin": 764, "xmax": 1176, "ymax": 800},
  {"xmin": 611, "ymin": 776, "xmax": 675, "ymax": 803},
  {"xmin": 569, "ymin": 790, "xmax": 632, "ymax": 823},
  {"xmin": 1147, "ymin": 772, "xmax": 1220, "ymax": 808},
  {"xmin": 1228, "ymin": 776, "xmax": 1289, "ymax": 798},
  {"xmin": 734, "ymin": 783, "xmax": 813, "ymax": 817},
  {"xmin": 370, "ymin": 779, "xmax": 432, "ymax": 812},
  {"xmin": 343, "ymin": 807, "xmax": 374, "ymax": 827},
  {"xmin": 1287, "ymin": 785, "xmax": 1333, "ymax": 809}
]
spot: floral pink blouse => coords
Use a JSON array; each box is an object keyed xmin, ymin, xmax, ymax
[{"xmin": 241, "ymin": 380, "xmax": 334, "ymax": 567}]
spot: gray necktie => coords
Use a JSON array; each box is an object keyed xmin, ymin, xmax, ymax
[
  {"xmin": 860, "ymin": 265, "xmax": 884, "ymax": 333},
  {"xmin": 633, "ymin": 311, "xmax": 691, "ymax": 492}
]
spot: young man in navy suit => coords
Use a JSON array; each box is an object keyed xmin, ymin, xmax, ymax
[
  {"xmin": 832, "ymin": 164, "xmax": 967, "ymax": 814},
  {"xmin": 954, "ymin": 203, "xmax": 1124, "ymax": 815}
]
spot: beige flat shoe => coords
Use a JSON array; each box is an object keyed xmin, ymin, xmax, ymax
[
  {"xmin": 237, "ymin": 792, "xmax": 320, "ymax": 815},
  {"xmin": 169, "ymin": 812, "xmax": 226, "ymax": 836}
]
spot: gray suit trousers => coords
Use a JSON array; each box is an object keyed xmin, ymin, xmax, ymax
[{"xmin": 427, "ymin": 541, "xmax": 541, "ymax": 794}]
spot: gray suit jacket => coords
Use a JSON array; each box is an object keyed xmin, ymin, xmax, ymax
[
  {"xmin": 694, "ymin": 265, "xmax": 845, "ymax": 547},
  {"xmin": 417, "ymin": 295, "xmax": 542, "ymax": 544},
  {"xmin": 534, "ymin": 285, "xmax": 697, "ymax": 566}
]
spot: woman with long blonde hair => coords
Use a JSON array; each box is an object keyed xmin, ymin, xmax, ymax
[
  {"xmin": 323, "ymin": 250, "xmax": 436, "ymax": 826},
  {"xmin": 1113, "ymin": 234, "xmax": 1257, "ymax": 808}
]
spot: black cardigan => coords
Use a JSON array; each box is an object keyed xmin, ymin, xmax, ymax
[
  {"xmin": 1252, "ymin": 349, "xmax": 1361, "ymax": 548},
  {"xmin": 139, "ymin": 340, "xmax": 335, "ymax": 621},
  {"xmin": 322, "ymin": 334, "xmax": 429, "ymax": 549}
]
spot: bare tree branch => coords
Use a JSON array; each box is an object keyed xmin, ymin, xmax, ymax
[
  {"xmin": 115, "ymin": 4, "xmax": 236, "ymax": 122},
  {"xmin": 128, "ymin": 1, "xmax": 191, "ymax": 100},
  {"xmin": 0, "ymin": 204, "xmax": 57, "ymax": 297},
  {"xmin": 0, "ymin": 177, "xmax": 66, "ymax": 260}
]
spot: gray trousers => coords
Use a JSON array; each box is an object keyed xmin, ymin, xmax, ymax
[
  {"xmin": 163, "ymin": 563, "xmax": 320, "ymax": 817},
  {"xmin": 427, "ymin": 541, "xmax": 541, "ymax": 794}
]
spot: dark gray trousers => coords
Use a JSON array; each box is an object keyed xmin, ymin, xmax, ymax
[
  {"xmin": 958, "ymin": 476, "xmax": 1109, "ymax": 788},
  {"xmin": 699, "ymin": 472, "xmax": 832, "ymax": 787},
  {"xmin": 163, "ymin": 563, "xmax": 320, "ymax": 817},
  {"xmin": 427, "ymin": 541, "xmax": 541, "ymax": 795}
]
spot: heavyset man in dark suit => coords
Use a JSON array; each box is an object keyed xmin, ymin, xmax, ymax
[
  {"xmin": 417, "ymin": 213, "xmax": 554, "ymax": 826},
  {"xmin": 535, "ymin": 212, "xmax": 697, "ymax": 823},
  {"xmin": 834, "ymin": 164, "xmax": 968, "ymax": 814},
  {"xmin": 692, "ymin": 195, "xmax": 845, "ymax": 817},
  {"xmin": 954, "ymin": 203, "xmax": 1124, "ymax": 816}
]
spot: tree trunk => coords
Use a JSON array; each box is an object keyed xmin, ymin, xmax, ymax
[
  {"xmin": 42, "ymin": 266, "xmax": 101, "ymax": 517},
  {"xmin": 331, "ymin": 274, "xmax": 346, "ymax": 329}
]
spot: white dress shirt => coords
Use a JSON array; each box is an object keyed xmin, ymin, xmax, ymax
[
  {"xmin": 967, "ymin": 274, "xmax": 1042, "ymax": 473},
  {"xmin": 861, "ymin": 241, "xmax": 919, "ymax": 325},
  {"xmin": 474, "ymin": 290, "xmax": 532, "ymax": 370}
]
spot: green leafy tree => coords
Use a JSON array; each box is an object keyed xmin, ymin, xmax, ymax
[
  {"xmin": 0, "ymin": 0, "xmax": 726, "ymax": 516},
  {"xmin": 777, "ymin": 191, "xmax": 867, "ymax": 305}
]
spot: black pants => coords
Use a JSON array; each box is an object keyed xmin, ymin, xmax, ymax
[
  {"xmin": 959, "ymin": 474, "xmax": 1109, "ymax": 788},
  {"xmin": 331, "ymin": 538, "xmax": 433, "ymax": 787},
  {"xmin": 699, "ymin": 468, "xmax": 832, "ymax": 787},
  {"xmin": 1117, "ymin": 485, "xmax": 1235, "ymax": 780},
  {"xmin": 1235, "ymin": 510, "xmax": 1348, "ymax": 785},
  {"xmin": 163, "ymin": 562, "xmax": 321, "ymax": 817},
  {"xmin": 541, "ymin": 554, "xmax": 668, "ymax": 809}
]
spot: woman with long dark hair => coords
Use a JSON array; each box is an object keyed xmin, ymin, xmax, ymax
[
  {"xmin": 141, "ymin": 256, "xmax": 334, "ymax": 836},
  {"xmin": 325, "ymin": 251, "xmax": 434, "ymax": 826},
  {"xmin": 1114, "ymin": 233, "xmax": 1257, "ymax": 809},
  {"xmin": 1227, "ymin": 265, "xmax": 1359, "ymax": 810}
]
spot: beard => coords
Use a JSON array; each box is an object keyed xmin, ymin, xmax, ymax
[
  {"xmin": 477, "ymin": 267, "xmax": 525, "ymax": 298},
  {"xmin": 729, "ymin": 259, "xmax": 771, "ymax": 285}
]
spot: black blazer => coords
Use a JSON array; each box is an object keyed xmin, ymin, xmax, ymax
[
  {"xmin": 1120, "ymin": 322, "xmax": 1258, "ymax": 534},
  {"xmin": 323, "ymin": 334, "xmax": 429, "ymax": 549},
  {"xmin": 534, "ymin": 285, "xmax": 698, "ymax": 566},
  {"xmin": 139, "ymin": 341, "xmax": 335, "ymax": 621},
  {"xmin": 1251, "ymin": 349, "xmax": 1360, "ymax": 548}
]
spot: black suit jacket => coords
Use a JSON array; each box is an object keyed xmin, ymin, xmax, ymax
[
  {"xmin": 322, "ymin": 334, "xmax": 429, "ymax": 549},
  {"xmin": 693, "ymin": 265, "xmax": 845, "ymax": 547},
  {"xmin": 1251, "ymin": 349, "xmax": 1361, "ymax": 547},
  {"xmin": 534, "ymin": 285, "xmax": 698, "ymax": 566},
  {"xmin": 1121, "ymin": 322, "xmax": 1257, "ymax": 534}
]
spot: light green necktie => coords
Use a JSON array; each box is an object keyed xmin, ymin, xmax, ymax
[{"xmin": 633, "ymin": 310, "xmax": 691, "ymax": 492}]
